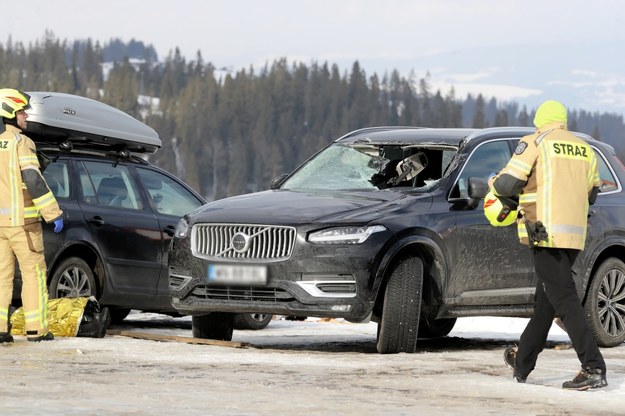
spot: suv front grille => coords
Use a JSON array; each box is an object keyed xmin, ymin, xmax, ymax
[
  {"xmin": 191, "ymin": 286, "xmax": 294, "ymax": 302},
  {"xmin": 191, "ymin": 223, "xmax": 296, "ymax": 262}
]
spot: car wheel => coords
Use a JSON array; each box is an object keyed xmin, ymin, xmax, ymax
[
  {"xmin": 192, "ymin": 313, "xmax": 235, "ymax": 341},
  {"xmin": 585, "ymin": 257, "xmax": 625, "ymax": 347},
  {"xmin": 376, "ymin": 256, "xmax": 423, "ymax": 354},
  {"xmin": 49, "ymin": 257, "xmax": 97, "ymax": 299},
  {"xmin": 418, "ymin": 317, "xmax": 457, "ymax": 338},
  {"xmin": 233, "ymin": 313, "xmax": 273, "ymax": 330},
  {"xmin": 110, "ymin": 308, "xmax": 131, "ymax": 324}
]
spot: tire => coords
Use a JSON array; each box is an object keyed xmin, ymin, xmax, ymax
[
  {"xmin": 192, "ymin": 313, "xmax": 235, "ymax": 341},
  {"xmin": 233, "ymin": 313, "xmax": 273, "ymax": 330},
  {"xmin": 585, "ymin": 257, "xmax": 625, "ymax": 347},
  {"xmin": 376, "ymin": 256, "xmax": 423, "ymax": 354},
  {"xmin": 49, "ymin": 257, "xmax": 97, "ymax": 299},
  {"xmin": 418, "ymin": 317, "xmax": 457, "ymax": 338},
  {"xmin": 110, "ymin": 308, "xmax": 131, "ymax": 324}
]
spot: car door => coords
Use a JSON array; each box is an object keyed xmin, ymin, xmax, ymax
[
  {"xmin": 573, "ymin": 147, "xmax": 613, "ymax": 287},
  {"xmin": 135, "ymin": 166, "xmax": 205, "ymax": 297},
  {"xmin": 76, "ymin": 159, "xmax": 162, "ymax": 296},
  {"xmin": 447, "ymin": 138, "xmax": 534, "ymax": 305},
  {"xmin": 41, "ymin": 158, "xmax": 73, "ymax": 263}
]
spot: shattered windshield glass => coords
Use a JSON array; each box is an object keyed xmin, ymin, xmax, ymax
[{"xmin": 281, "ymin": 143, "xmax": 457, "ymax": 191}]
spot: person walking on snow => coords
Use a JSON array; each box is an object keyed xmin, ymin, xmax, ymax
[
  {"xmin": 0, "ymin": 89, "xmax": 64, "ymax": 344},
  {"xmin": 488, "ymin": 100, "xmax": 607, "ymax": 390}
]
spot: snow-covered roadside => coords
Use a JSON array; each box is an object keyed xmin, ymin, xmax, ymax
[{"xmin": 0, "ymin": 315, "xmax": 622, "ymax": 416}]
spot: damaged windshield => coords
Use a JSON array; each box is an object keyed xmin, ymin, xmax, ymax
[{"xmin": 282, "ymin": 143, "xmax": 457, "ymax": 191}]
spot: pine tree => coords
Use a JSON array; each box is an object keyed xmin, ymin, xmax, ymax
[
  {"xmin": 102, "ymin": 57, "xmax": 139, "ymax": 117},
  {"xmin": 3, "ymin": 34, "xmax": 625, "ymax": 194},
  {"xmin": 494, "ymin": 109, "xmax": 509, "ymax": 126},
  {"xmin": 472, "ymin": 94, "xmax": 488, "ymax": 128},
  {"xmin": 518, "ymin": 106, "xmax": 530, "ymax": 126},
  {"xmin": 592, "ymin": 125, "xmax": 601, "ymax": 140},
  {"xmin": 445, "ymin": 88, "xmax": 463, "ymax": 127}
]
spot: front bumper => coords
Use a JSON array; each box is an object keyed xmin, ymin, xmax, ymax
[{"xmin": 168, "ymin": 231, "xmax": 385, "ymax": 321}]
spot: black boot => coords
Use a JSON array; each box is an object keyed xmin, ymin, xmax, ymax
[
  {"xmin": 0, "ymin": 332, "xmax": 14, "ymax": 344},
  {"xmin": 503, "ymin": 346, "xmax": 526, "ymax": 383},
  {"xmin": 562, "ymin": 368, "xmax": 607, "ymax": 390},
  {"xmin": 27, "ymin": 332, "xmax": 55, "ymax": 342}
]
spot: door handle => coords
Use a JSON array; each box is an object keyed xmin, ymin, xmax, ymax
[
  {"xmin": 88, "ymin": 216, "xmax": 105, "ymax": 226},
  {"xmin": 588, "ymin": 209, "xmax": 597, "ymax": 217},
  {"xmin": 163, "ymin": 225, "xmax": 176, "ymax": 236}
]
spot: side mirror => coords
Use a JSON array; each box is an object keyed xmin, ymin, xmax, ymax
[
  {"xmin": 468, "ymin": 177, "xmax": 489, "ymax": 198},
  {"xmin": 467, "ymin": 177, "xmax": 489, "ymax": 209},
  {"xmin": 270, "ymin": 174, "xmax": 289, "ymax": 190}
]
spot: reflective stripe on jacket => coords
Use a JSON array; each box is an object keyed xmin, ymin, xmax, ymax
[
  {"xmin": 493, "ymin": 122, "xmax": 600, "ymax": 249},
  {"xmin": 0, "ymin": 125, "xmax": 62, "ymax": 226}
]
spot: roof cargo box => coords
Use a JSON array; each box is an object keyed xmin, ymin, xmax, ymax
[{"xmin": 24, "ymin": 91, "xmax": 161, "ymax": 154}]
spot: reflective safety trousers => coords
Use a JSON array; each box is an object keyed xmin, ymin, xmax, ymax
[
  {"xmin": 0, "ymin": 223, "xmax": 49, "ymax": 335},
  {"xmin": 495, "ymin": 122, "xmax": 601, "ymax": 249}
]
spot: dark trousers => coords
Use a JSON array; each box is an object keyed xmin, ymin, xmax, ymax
[{"xmin": 515, "ymin": 247, "xmax": 606, "ymax": 379}]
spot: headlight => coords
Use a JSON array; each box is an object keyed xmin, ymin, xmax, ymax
[
  {"xmin": 308, "ymin": 225, "xmax": 386, "ymax": 244},
  {"xmin": 174, "ymin": 217, "xmax": 190, "ymax": 238}
]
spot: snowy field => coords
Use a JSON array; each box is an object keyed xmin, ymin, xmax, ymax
[{"xmin": 1, "ymin": 313, "xmax": 623, "ymax": 416}]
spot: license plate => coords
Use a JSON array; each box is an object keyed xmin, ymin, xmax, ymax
[{"xmin": 207, "ymin": 264, "xmax": 267, "ymax": 286}]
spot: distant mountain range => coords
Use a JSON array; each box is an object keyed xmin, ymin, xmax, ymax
[
  {"xmin": 383, "ymin": 41, "xmax": 625, "ymax": 117},
  {"xmin": 70, "ymin": 37, "xmax": 625, "ymax": 118}
]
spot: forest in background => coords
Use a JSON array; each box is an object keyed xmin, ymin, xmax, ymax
[{"xmin": 2, "ymin": 32, "xmax": 624, "ymax": 200}]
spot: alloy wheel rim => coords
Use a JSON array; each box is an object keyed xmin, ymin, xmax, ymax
[
  {"xmin": 57, "ymin": 266, "xmax": 92, "ymax": 298},
  {"xmin": 598, "ymin": 268, "xmax": 625, "ymax": 337}
]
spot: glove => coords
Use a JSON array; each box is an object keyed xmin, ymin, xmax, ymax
[
  {"xmin": 53, "ymin": 218, "xmax": 64, "ymax": 233},
  {"xmin": 525, "ymin": 220, "xmax": 548, "ymax": 246}
]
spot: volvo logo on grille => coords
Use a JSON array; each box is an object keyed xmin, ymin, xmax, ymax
[{"xmin": 231, "ymin": 232, "xmax": 251, "ymax": 253}]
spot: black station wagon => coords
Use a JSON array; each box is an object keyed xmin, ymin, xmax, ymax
[
  {"xmin": 12, "ymin": 91, "xmax": 271, "ymax": 329},
  {"xmin": 169, "ymin": 126, "xmax": 625, "ymax": 353}
]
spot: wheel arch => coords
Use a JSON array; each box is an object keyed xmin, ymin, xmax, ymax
[
  {"xmin": 581, "ymin": 240, "xmax": 625, "ymax": 304},
  {"xmin": 47, "ymin": 242, "xmax": 105, "ymax": 297},
  {"xmin": 372, "ymin": 235, "xmax": 447, "ymax": 321}
]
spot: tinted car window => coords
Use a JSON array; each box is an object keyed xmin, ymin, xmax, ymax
[
  {"xmin": 78, "ymin": 161, "xmax": 143, "ymax": 210},
  {"xmin": 455, "ymin": 140, "xmax": 512, "ymax": 198},
  {"xmin": 42, "ymin": 161, "xmax": 70, "ymax": 199},
  {"xmin": 137, "ymin": 167, "xmax": 203, "ymax": 217},
  {"xmin": 594, "ymin": 148, "xmax": 619, "ymax": 193}
]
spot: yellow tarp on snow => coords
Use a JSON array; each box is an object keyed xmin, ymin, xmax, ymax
[{"xmin": 10, "ymin": 297, "xmax": 89, "ymax": 337}]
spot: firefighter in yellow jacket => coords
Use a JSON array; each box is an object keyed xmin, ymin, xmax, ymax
[
  {"xmin": 0, "ymin": 89, "xmax": 64, "ymax": 343},
  {"xmin": 488, "ymin": 100, "xmax": 607, "ymax": 390}
]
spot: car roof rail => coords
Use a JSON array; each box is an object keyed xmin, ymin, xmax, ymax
[
  {"xmin": 36, "ymin": 144, "xmax": 151, "ymax": 165},
  {"xmin": 335, "ymin": 126, "xmax": 426, "ymax": 142}
]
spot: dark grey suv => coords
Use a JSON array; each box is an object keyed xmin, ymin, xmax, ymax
[{"xmin": 169, "ymin": 126, "xmax": 625, "ymax": 353}]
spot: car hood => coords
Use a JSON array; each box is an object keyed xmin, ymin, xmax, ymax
[{"xmin": 190, "ymin": 189, "xmax": 433, "ymax": 225}]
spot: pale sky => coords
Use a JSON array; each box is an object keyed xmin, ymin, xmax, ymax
[
  {"xmin": 4, "ymin": 0, "xmax": 625, "ymax": 113},
  {"xmin": 11, "ymin": 0, "xmax": 623, "ymax": 67}
]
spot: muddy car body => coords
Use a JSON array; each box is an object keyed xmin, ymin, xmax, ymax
[{"xmin": 169, "ymin": 126, "xmax": 625, "ymax": 352}]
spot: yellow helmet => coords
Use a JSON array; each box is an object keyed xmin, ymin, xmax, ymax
[
  {"xmin": 484, "ymin": 191, "xmax": 518, "ymax": 227},
  {"xmin": 0, "ymin": 88, "xmax": 31, "ymax": 119}
]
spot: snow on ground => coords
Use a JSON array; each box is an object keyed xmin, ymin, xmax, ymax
[{"xmin": 0, "ymin": 314, "xmax": 623, "ymax": 416}]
